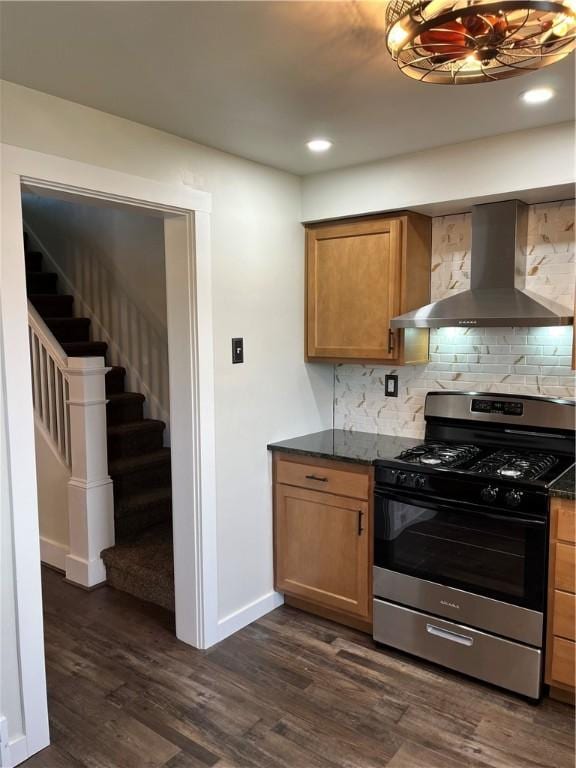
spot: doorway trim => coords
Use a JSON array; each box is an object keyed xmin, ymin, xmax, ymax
[{"xmin": 0, "ymin": 143, "xmax": 218, "ymax": 765}]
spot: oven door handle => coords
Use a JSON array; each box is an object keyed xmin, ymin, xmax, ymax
[
  {"xmin": 426, "ymin": 624, "xmax": 474, "ymax": 647},
  {"xmin": 374, "ymin": 489, "xmax": 546, "ymax": 528}
]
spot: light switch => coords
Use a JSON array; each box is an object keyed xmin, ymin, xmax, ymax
[{"xmin": 232, "ymin": 337, "xmax": 244, "ymax": 364}]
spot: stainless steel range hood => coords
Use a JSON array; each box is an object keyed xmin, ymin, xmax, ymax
[{"xmin": 391, "ymin": 200, "xmax": 573, "ymax": 329}]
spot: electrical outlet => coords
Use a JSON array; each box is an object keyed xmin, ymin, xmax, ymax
[
  {"xmin": 385, "ymin": 374, "xmax": 398, "ymax": 397},
  {"xmin": 232, "ymin": 337, "xmax": 244, "ymax": 364}
]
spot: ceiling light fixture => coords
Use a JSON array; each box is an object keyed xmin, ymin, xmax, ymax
[
  {"xmin": 306, "ymin": 138, "xmax": 333, "ymax": 152},
  {"xmin": 522, "ymin": 86, "xmax": 555, "ymax": 103},
  {"xmin": 385, "ymin": 1, "xmax": 576, "ymax": 85}
]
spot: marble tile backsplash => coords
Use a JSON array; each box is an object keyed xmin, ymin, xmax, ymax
[{"xmin": 335, "ymin": 200, "xmax": 575, "ymax": 438}]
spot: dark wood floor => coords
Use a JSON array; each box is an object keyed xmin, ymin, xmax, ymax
[{"xmin": 26, "ymin": 568, "xmax": 574, "ymax": 768}]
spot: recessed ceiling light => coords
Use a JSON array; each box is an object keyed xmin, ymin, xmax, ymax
[
  {"xmin": 306, "ymin": 139, "xmax": 332, "ymax": 153},
  {"xmin": 521, "ymin": 87, "xmax": 555, "ymax": 105}
]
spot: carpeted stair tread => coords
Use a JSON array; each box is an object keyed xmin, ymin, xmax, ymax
[
  {"xmin": 101, "ymin": 525, "xmax": 174, "ymax": 611},
  {"xmin": 115, "ymin": 487, "xmax": 172, "ymax": 516},
  {"xmin": 106, "ymin": 391, "xmax": 145, "ymax": 425},
  {"xmin": 61, "ymin": 340, "xmax": 108, "ymax": 357},
  {"xmin": 45, "ymin": 317, "xmax": 91, "ymax": 343},
  {"xmin": 114, "ymin": 488, "xmax": 172, "ymax": 539},
  {"xmin": 107, "ymin": 419, "xmax": 165, "ymax": 461},
  {"xmin": 25, "ymin": 251, "xmax": 43, "ymax": 272},
  {"xmin": 107, "ymin": 419, "xmax": 165, "ymax": 438},
  {"xmin": 105, "ymin": 366, "xmax": 126, "ymax": 395},
  {"xmin": 29, "ymin": 294, "xmax": 74, "ymax": 317},
  {"xmin": 109, "ymin": 447, "xmax": 171, "ymax": 478},
  {"xmin": 27, "ymin": 271, "xmax": 58, "ymax": 294}
]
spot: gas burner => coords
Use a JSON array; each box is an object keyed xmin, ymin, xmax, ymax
[
  {"xmin": 397, "ymin": 442, "xmax": 481, "ymax": 468},
  {"xmin": 469, "ymin": 450, "xmax": 558, "ymax": 481}
]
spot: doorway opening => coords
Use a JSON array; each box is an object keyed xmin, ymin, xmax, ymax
[{"xmin": 24, "ymin": 186, "xmax": 175, "ymax": 612}]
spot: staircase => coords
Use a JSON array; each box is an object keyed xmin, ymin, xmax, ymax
[{"xmin": 25, "ymin": 236, "xmax": 175, "ymax": 611}]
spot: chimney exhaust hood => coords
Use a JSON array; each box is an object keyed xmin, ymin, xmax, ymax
[{"xmin": 391, "ymin": 200, "xmax": 573, "ymax": 329}]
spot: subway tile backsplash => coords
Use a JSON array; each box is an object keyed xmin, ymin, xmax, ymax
[{"xmin": 334, "ymin": 200, "xmax": 575, "ymax": 438}]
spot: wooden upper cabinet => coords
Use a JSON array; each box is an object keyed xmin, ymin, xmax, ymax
[{"xmin": 305, "ymin": 212, "xmax": 431, "ymax": 364}]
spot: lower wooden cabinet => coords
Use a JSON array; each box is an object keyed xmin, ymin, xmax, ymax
[
  {"xmin": 273, "ymin": 452, "xmax": 372, "ymax": 631},
  {"xmin": 546, "ymin": 497, "xmax": 576, "ymax": 702}
]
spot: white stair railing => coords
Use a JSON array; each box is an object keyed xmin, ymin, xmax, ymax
[
  {"xmin": 28, "ymin": 301, "xmax": 115, "ymax": 587},
  {"xmin": 28, "ymin": 302, "xmax": 72, "ymax": 466}
]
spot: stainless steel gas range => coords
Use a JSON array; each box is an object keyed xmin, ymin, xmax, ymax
[{"xmin": 373, "ymin": 391, "xmax": 575, "ymax": 699}]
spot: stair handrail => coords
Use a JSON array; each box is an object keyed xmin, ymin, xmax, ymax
[{"xmin": 27, "ymin": 300, "xmax": 115, "ymax": 586}]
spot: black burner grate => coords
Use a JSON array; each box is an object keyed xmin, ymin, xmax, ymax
[
  {"xmin": 468, "ymin": 450, "xmax": 558, "ymax": 481},
  {"xmin": 397, "ymin": 442, "xmax": 481, "ymax": 468}
]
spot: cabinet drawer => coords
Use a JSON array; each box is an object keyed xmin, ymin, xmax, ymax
[
  {"xmin": 555, "ymin": 498, "xmax": 576, "ymax": 544},
  {"xmin": 553, "ymin": 591, "xmax": 576, "ymax": 641},
  {"xmin": 275, "ymin": 458, "xmax": 369, "ymax": 500},
  {"xmin": 550, "ymin": 637, "xmax": 576, "ymax": 689},
  {"xmin": 555, "ymin": 543, "xmax": 576, "ymax": 594}
]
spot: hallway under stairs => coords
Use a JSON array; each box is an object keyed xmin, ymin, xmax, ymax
[{"xmin": 25, "ymin": 235, "xmax": 175, "ymax": 611}]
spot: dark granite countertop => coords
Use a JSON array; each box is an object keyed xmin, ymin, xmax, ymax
[
  {"xmin": 550, "ymin": 466, "xmax": 575, "ymax": 500},
  {"xmin": 268, "ymin": 429, "xmax": 421, "ymax": 465}
]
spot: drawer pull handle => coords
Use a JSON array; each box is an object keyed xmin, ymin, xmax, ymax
[
  {"xmin": 305, "ymin": 474, "xmax": 328, "ymax": 482},
  {"xmin": 426, "ymin": 624, "xmax": 473, "ymax": 647},
  {"xmin": 357, "ymin": 510, "xmax": 364, "ymax": 536}
]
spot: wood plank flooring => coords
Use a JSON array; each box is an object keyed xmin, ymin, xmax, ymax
[{"xmin": 26, "ymin": 567, "xmax": 574, "ymax": 768}]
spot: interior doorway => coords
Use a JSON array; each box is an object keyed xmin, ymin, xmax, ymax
[
  {"xmin": 24, "ymin": 187, "xmax": 177, "ymax": 611},
  {"xmin": 1, "ymin": 145, "xmax": 218, "ymax": 766}
]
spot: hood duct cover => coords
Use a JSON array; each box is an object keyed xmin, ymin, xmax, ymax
[{"xmin": 391, "ymin": 200, "xmax": 573, "ymax": 329}]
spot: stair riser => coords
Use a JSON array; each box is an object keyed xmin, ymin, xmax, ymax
[
  {"xmin": 107, "ymin": 400, "xmax": 144, "ymax": 425},
  {"xmin": 25, "ymin": 251, "xmax": 43, "ymax": 272},
  {"xmin": 112, "ymin": 464, "xmax": 171, "ymax": 500},
  {"xmin": 107, "ymin": 428, "xmax": 164, "ymax": 462},
  {"xmin": 29, "ymin": 295, "xmax": 74, "ymax": 317},
  {"xmin": 46, "ymin": 319, "xmax": 91, "ymax": 343},
  {"xmin": 115, "ymin": 505, "xmax": 172, "ymax": 540},
  {"xmin": 105, "ymin": 370, "xmax": 126, "ymax": 395},
  {"xmin": 104, "ymin": 565, "xmax": 174, "ymax": 612},
  {"xmin": 27, "ymin": 272, "xmax": 58, "ymax": 294}
]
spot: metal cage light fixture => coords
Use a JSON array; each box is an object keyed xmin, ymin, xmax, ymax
[{"xmin": 385, "ymin": 1, "xmax": 576, "ymax": 84}]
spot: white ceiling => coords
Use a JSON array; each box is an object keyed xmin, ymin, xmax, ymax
[{"xmin": 1, "ymin": 1, "xmax": 574, "ymax": 175}]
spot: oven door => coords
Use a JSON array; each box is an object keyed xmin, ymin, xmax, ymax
[{"xmin": 374, "ymin": 489, "xmax": 547, "ymax": 615}]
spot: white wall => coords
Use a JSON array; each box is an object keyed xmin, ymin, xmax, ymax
[
  {"xmin": 301, "ymin": 122, "xmax": 576, "ymax": 222},
  {"xmin": 34, "ymin": 422, "xmax": 71, "ymax": 570},
  {"xmin": 23, "ymin": 193, "xmax": 170, "ymax": 425},
  {"xmin": 1, "ymin": 306, "xmax": 25, "ymax": 746},
  {"xmin": 1, "ymin": 80, "xmax": 334, "ymax": 626}
]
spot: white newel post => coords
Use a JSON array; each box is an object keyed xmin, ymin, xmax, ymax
[{"xmin": 64, "ymin": 356, "xmax": 114, "ymax": 587}]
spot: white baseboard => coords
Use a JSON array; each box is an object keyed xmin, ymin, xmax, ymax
[
  {"xmin": 7, "ymin": 736, "xmax": 29, "ymax": 768},
  {"xmin": 0, "ymin": 718, "xmax": 29, "ymax": 768},
  {"xmin": 65, "ymin": 553, "xmax": 106, "ymax": 588},
  {"xmin": 217, "ymin": 590, "xmax": 284, "ymax": 642},
  {"xmin": 40, "ymin": 537, "xmax": 68, "ymax": 571}
]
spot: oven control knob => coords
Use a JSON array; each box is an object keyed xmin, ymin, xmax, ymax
[
  {"xmin": 396, "ymin": 472, "xmax": 408, "ymax": 486},
  {"xmin": 506, "ymin": 490, "xmax": 523, "ymax": 508},
  {"xmin": 481, "ymin": 486, "xmax": 498, "ymax": 503},
  {"xmin": 414, "ymin": 475, "xmax": 426, "ymax": 490}
]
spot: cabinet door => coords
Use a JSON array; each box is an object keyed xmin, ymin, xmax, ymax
[
  {"xmin": 306, "ymin": 217, "xmax": 402, "ymax": 361},
  {"xmin": 275, "ymin": 484, "xmax": 370, "ymax": 619}
]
